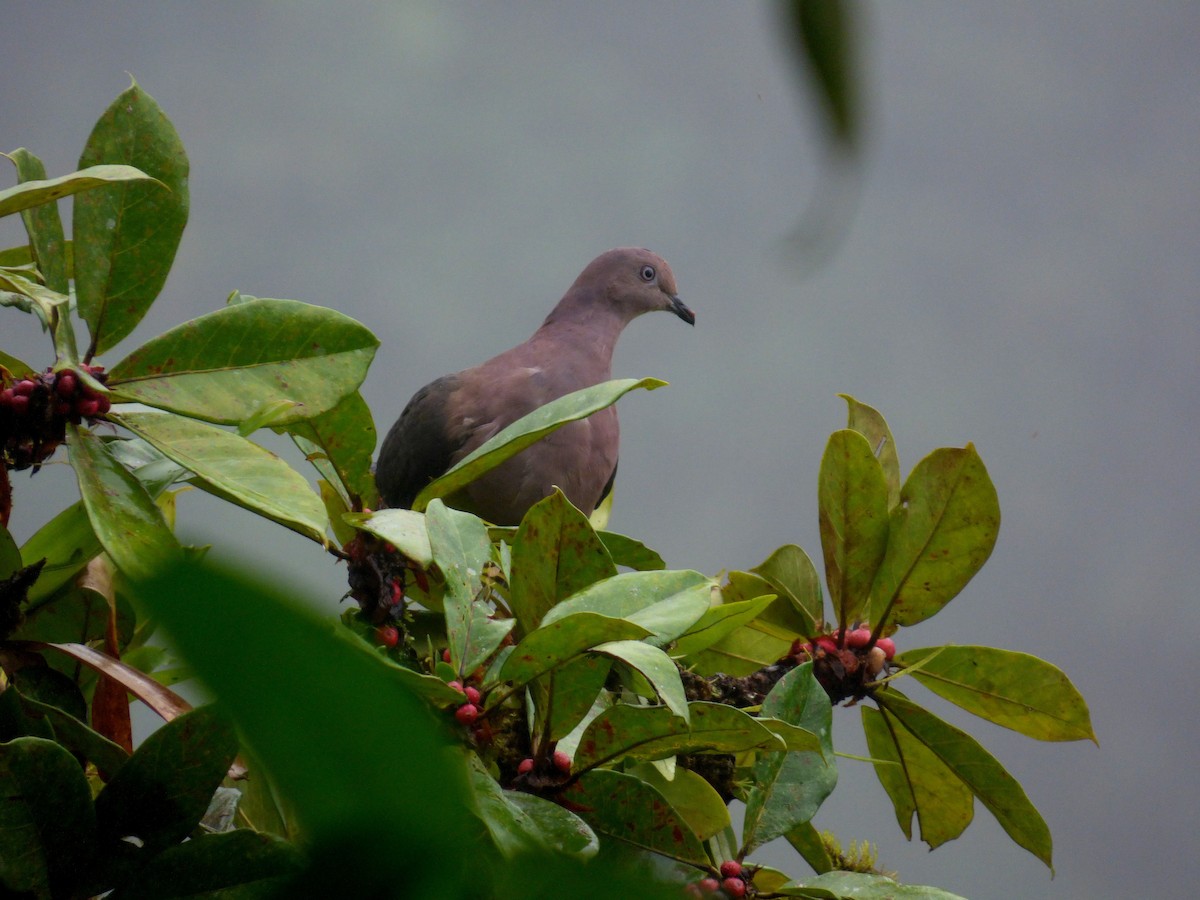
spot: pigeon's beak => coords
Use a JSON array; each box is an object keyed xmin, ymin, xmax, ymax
[{"xmin": 668, "ymin": 294, "xmax": 696, "ymax": 326}]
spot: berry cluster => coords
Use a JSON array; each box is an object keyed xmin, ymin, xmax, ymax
[
  {"xmin": 0, "ymin": 365, "xmax": 110, "ymax": 471},
  {"xmin": 515, "ymin": 750, "xmax": 571, "ymax": 778},
  {"xmin": 685, "ymin": 861, "xmax": 750, "ymax": 898},
  {"xmin": 787, "ymin": 627, "xmax": 897, "ymax": 704}
]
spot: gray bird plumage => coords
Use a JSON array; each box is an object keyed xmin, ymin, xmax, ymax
[{"xmin": 375, "ymin": 248, "xmax": 694, "ymax": 524}]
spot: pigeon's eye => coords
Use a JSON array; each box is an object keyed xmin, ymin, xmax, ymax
[{"xmin": 639, "ymin": 265, "xmax": 656, "ymax": 282}]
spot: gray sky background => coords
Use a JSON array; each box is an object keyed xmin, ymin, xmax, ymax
[{"xmin": 3, "ymin": 4, "xmax": 1197, "ymax": 897}]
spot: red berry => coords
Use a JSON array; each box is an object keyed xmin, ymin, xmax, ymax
[
  {"xmin": 719, "ymin": 860, "xmax": 742, "ymax": 879},
  {"xmin": 374, "ymin": 625, "xmax": 399, "ymax": 648},
  {"xmin": 13, "ymin": 379, "xmax": 35, "ymax": 397},
  {"xmin": 0, "ymin": 388, "xmax": 13, "ymax": 407},
  {"xmin": 517, "ymin": 758, "xmax": 534, "ymax": 775},
  {"xmin": 845, "ymin": 627, "xmax": 872, "ymax": 649},
  {"xmin": 389, "ymin": 580, "xmax": 402, "ymax": 604},
  {"xmin": 448, "ymin": 680, "xmax": 464, "ymax": 693},
  {"xmin": 55, "ymin": 372, "xmax": 77, "ymax": 397},
  {"xmin": 96, "ymin": 395, "xmax": 111, "ymax": 414},
  {"xmin": 442, "ymin": 648, "xmax": 452, "ymax": 663},
  {"xmin": 455, "ymin": 703, "xmax": 479, "ymax": 725},
  {"xmin": 552, "ymin": 750, "xmax": 571, "ymax": 773},
  {"xmin": 813, "ymin": 634, "xmax": 839, "ymax": 654},
  {"xmin": 698, "ymin": 878, "xmax": 720, "ymax": 893},
  {"xmin": 10, "ymin": 395, "xmax": 30, "ymax": 415},
  {"xmin": 464, "ymin": 685, "xmax": 481, "ymax": 705},
  {"xmin": 76, "ymin": 397, "xmax": 101, "ymax": 418},
  {"xmin": 877, "ymin": 637, "xmax": 896, "ymax": 660},
  {"xmin": 55, "ymin": 401, "xmax": 72, "ymax": 416},
  {"xmin": 722, "ymin": 876, "xmax": 747, "ymax": 898}
]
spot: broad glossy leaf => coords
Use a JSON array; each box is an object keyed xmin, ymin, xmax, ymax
[
  {"xmin": 344, "ymin": 507, "xmax": 432, "ymax": 567},
  {"xmin": 819, "ymin": 429, "xmax": 889, "ymax": 627},
  {"xmin": 751, "ymin": 543, "xmax": 823, "ymax": 636},
  {"xmin": 690, "ymin": 572, "xmax": 801, "ymax": 676},
  {"xmin": 66, "ymin": 424, "xmax": 181, "ymax": 581},
  {"xmin": 597, "ymin": 530, "xmax": 666, "ymax": 571},
  {"xmin": 565, "ymin": 768, "xmax": 709, "ymax": 867},
  {"xmin": 5, "ymin": 149, "xmax": 68, "ymax": 293},
  {"xmin": 875, "ymin": 689, "xmax": 1053, "ymax": 868},
  {"xmin": 510, "ymin": 489, "xmax": 616, "ymax": 636},
  {"xmin": 281, "ymin": 390, "xmax": 377, "ymax": 508},
  {"xmin": 114, "ymin": 411, "xmax": 328, "ymax": 544},
  {"xmin": 900, "ymin": 645, "xmax": 1096, "ymax": 743},
  {"xmin": 543, "ymin": 570, "xmax": 711, "ymax": 631},
  {"xmin": 841, "ymin": 394, "xmax": 900, "ymax": 507},
  {"xmin": 0, "ymin": 348, "xmax": 36, "ymax": 379},
  {"xmin": 672, "ymin": 593, "xmax": 774, "ymax": 657},
  {"xmin": 785, "ymin": 820, "xmax": 835, "ymax": 875},
  {"xmin": 861, "ymin": 703, "xmax": 972, "ymax": 848},
  {"xmin": 499, "ymin": 613, "xmax": 651, "ymax": 687},
  {"xmin": 17, "ymin": 693, "xmax": 130, "ymax": 777},
  {"xmin": 129, "ymin": 558, "xmax": 476, "ymax": 892},
  {"xmin": 792, "ymin": 871, "xmax": 969, "ymax": 900},
  {"xmin": 742, "ymin": 663, "xmax": 837, "ymax": 852},
  {"xmin": 534, "ymin": 654, "xmax": 613, "ymax": 741},
  {"xmin": 0, "ymin": 737, "xmax": 97, "ymax": 899},
  {"xmin": 108, "ymin": 298, "xmax": 378, "ymax": 425},
  {"xmin": 593, "ymin": 640, "xmax": 688, "ymax": 720},
  {"xmin": 626, "ymin": 762, "xmax": 730, "ymax": 841},
  {"xmin": 0, "ymin": 159, "xmax": 159, "ymax": 219},
  {"xmin": 413, "ymin": 377, "xmax": 666, "ymax": 511},
  {"xmin": 74, "ymin": 81, "xmax": 188, "ymax": 355},
  {"xmin": 870, "ymin": 445, "xmax": 1000, "ymax": 629}
]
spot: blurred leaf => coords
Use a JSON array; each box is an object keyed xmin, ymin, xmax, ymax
[
  {"xmin": 870, "ymin": 445, "xmax": 1000, "ymax": 629},
  {"xmin": 74, "ymin": 80, "xmax": 188, "ymax": 356},
  {"xmin": 499, "ymin": 613, "xmax": 651, "ymax": 687},
  {"xmin": 107, "ymin": 298, "xmax": 378, "ymax": 425},
  {"xmin": 0, "ymin": 524, "xmax": 19, "ymax": 578},
  {"xmin": 93, "ymin": 705, "xmax": 238, "ymax": 855},
  {"xmin": 4, "ymin": 150, "xmax": 68, "ymax": 293},
  {"xmin": 0, "ymin": 349, "xmax": 36, "ymax": 379},
  {"xmin": 672, "ymin": 593, "xmax": 774, "ymax": 657},
  {"xmin": 128, "ymin": 558, "xmax": 476, "ymax": 896},
  {"xmin": 344, "ymin": 507, "xmax": 432, "ymax": 567},
  {"xmin": 66, "ymin": 424, "xmax": 181, "ymax": 582},
  {"xmin": 751, "ymin": 543, "xmax": 824, "ymax": 635},
  {"xmin": 0, "ymin": 736, "xmax": 97, "ymax": 900},
  {"xmin": 781, "ymin": 0, "xmax": 860, "ymax": 149},
  {"xmin": 593, "ymin": 640, "xmax": 688, "ymax": 721},
  {"xmin": 414, "ymin": 377, "xmax": 667, "ymax": 511},
  {"xmin": 874, "ymin": 689, "xmax": 1053, "ymax": 868},
  {"xmin": 510, "ymin": 489, "xmax": 616, "ymax": 636},
  {"xmin": 819, "ymin": 429, "xmax": 889, "ymax": 627},
  {"xmin": 108, "ymin": 829, "xmax": 304, "ymax": 899},
  {"xmin": 791, "ymin": 870, "xmax": 970, "ymax": 899},
  {"xmin": 0, "ymin": 158, "xmax": 159, "ymax": 220},
  {"xmin": 742, "ymin": 663, "xmax": 837, "ymax": 852},
  {"xmin": 566, "ymin": 768, "xmax": 709, "ymax": 867},
  {"xmin": 114, "ymin": 411, "xmax": 329, "ymax": 545},
  {"xmin": 899, "ymin": 645, "xmax": 1096, "ymax": 743},
  {"xmin": 840, "ymin": 394, "xmax": 900, "ymax": 507},
  {"xmin": 281, "ymin": 390, "xmax": 378, "ymax": 509}
]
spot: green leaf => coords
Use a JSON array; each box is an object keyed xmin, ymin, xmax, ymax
[
  {"xmin": 280, "ymin": 390, "xmax": 378, "ymax": 509},
  {"xmin": 596, "ymin": 530, "xmax": 666, "ymax": 571},
  {"xmin": 690, "ymin": 572, "xmax": 802, "ymax": 676},
  {"xmin": 593, "ymin": 640, "xmax": 689, "ymax": 721},
  {"xmin": 0, "ymin": 159, "xmax": 160, "ymax": 220},
  {"xmin": 564, "ymin": 768, "xmax": 709, "ymax": 867},
  {"xmin": 128, "ymin": 558, "xmax": 476, "ymax": 895},
  {"xmin": 672, "ymin": 593, "xmax": 774, "ymax": 657},
  {"xmin": 66, "ymin": 424, "xmax": 181, "ymax": 581},
  {"xmin": 17, "ymin": 694, "xmax": 130, "ymax": 777},
  {"xmin": 93, "ymin": 705, "xmax": 238, "ymax": 855},
  {"xmin": 109, "ymin": 829, "xmax": 304, "ymax": 899},
  {"xmin": 861, "ymin": 703, "xmax": 972, "ymax": 848},
  {"xmin": 509, "ymin": 489, "xmax": 617, "ymax": 636},
  {"xmin": 0, "ymin": 270, "xmax": 76, "ymax": 358},
  {"xmin": 4, "ymin": 150, "xmax": 68, "ymax": 293},
  {"xmin": 543, "ymin": 569, "xmax": 712, "ymax": 647},
  {"xmin": 498, "ymin": 613, "xmax": 652, "ymax": 687},
  {"xmin": 841, "ymin": 394, "xmax": 900, "ymax": 507},
  {"xmin": 742, "ymin": 663, "xmax": 837, "ymax": 853},
  {"xmin": 782, "ymin": 0, "xmax": 860, "ymax": 150},
  {"xmin": 0, "ymin": 348, "xmax": 37, "ymax": 379},
  {"xmin": 784, "ymin": 820, "xmax": 835, "ymax": 875},
  {"xmin": 413, "ymin": 377, "xmax": 666, "ymax": 511},
  {"xmin": 107, "ymin": 298, "xmax": 379, "ymax": 425},
  {"xmin": 626, "ymin": 762, "xmax": 731, "ymax": 842},
  {"xmin": 870, "ymin": 445, "xmax": 1000, "ymax": 629},
  {"xmin": 899, "ymin": 645, "xmax": 1096, "ymax": 743},
  {"xmin": 750, "ymin": 543, "xmax": 824, "ymax": 636},
  {"xmin": 874, "ymin": 689, "xmax": 1054, "ymax": 869},
  {"xmin": 0, "ymin": 737, "xmax": 97, "ymax": 900},
  {"xmin": 344, "ymin": 508, "xmax": 432, "ymax": 568},
  {"xmin": 792, "ymin": 871, "xmax": 969, "ymax": 900},
  {"xmin": 0, "ymin": 524, "xmax": 20, "ymax": 578},
  {"xmin": 819, "ymin": 429, "xmax": 889, "ymax": 627},
  {"xmin": 113, "ymin": 411, "xmax": 329, "ymax": 545}
]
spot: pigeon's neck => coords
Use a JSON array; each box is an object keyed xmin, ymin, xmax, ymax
[{"xmin": 534, "ymin": 291, "xmax": 632, "ymax": 370}]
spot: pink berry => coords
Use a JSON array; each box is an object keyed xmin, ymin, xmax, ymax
[
  {"xmin": 813, "ymin": 635, "xmax": 838, "ymax": 654},
  {"xmin": 719, "ymin": 860, "xmax": 742, "ymax": 879},
  {"xmin": 374, "ymin": 625, "xmax": 399, "ymax": 648},
  {"xmin": 517, "ymin": 758, "xmax": 534, "ymax": 775},
  {"xmin": 13, "ymin": 379, "xmax": 35, "ymax": 397},
  {"xmin": 76, "ymin": 397, "xmax": 101, "ymax": 418},
  {"xmin": 55, "ymin": 372, "xmax": 77, "ymax": 397},
  {"xmin": 448, "ymin": 680, "xmax": 464, "ymax": 694},
  {"xmin": 455, "ymin": 703, "xmax": 479, "ymax": 725},
  {"xmin": 442, "ymin": 648, "xmax": 452, "ymax": 663},
  {"xmin": 10, "ymin": 395, "xmax": 29, "ymax": 415},
  {"xmin": 722, "ymin": 876, "xmax": 747, "ymax": 898},
  {"xmin": 464, "ymin": 685, "xmax": 481, "ymax": 705},
  {"xmin": 0, "ymin": 388, "xmax": 13, "ymax": 407},
  {"xmin": 95, "ymin": 395, "xmax": 111, "ymax": 414},
  {"xmin": 845, "ymin": 627, "xmax": 872, "ymax": 649},
  {"xmin": 698, "ymin": 878, "xmax": 720, "ymax": 893},
  {"xmin": 552, "ymin": 750, "xmax": 571, "ymax": 773},
  {"xmin": 877, "ymin": 637, "xmax": 896, "ymax": 660}
]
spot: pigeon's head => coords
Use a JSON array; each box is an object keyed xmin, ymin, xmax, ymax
[{"xmin": 580, "ymin": 247, "xmax": 695, "ymax": 326}]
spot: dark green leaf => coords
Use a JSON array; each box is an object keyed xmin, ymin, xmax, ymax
[
  {"xmin": 596, "ymin": 530, "xmax": 666, "ymax": 571},
  {"xmin": 819, "ymin": 429, "xmax": 889, "ymax": 627},
  {"xmin": 108, "ymin": 298, "xmax": 379, "ymax": 425},
  {"xmin": 672, "ymin": 593, "xmax": 775, "ymax": 657},
  {"xmin": 0, "ymin": 524, "xmax": 20, "ymax": 578},
  {"xmin": 4, "ymin": 150, "xmax": 68, "ymax": 293},
  {"xmin": 499, "ymin": 613, "xmax": 651, "ymax": 687},
  {"xmin": 0, "ymin": 159, "xmax": 159, "ymax": 220},
  {"xmin": 17, "ymin": 694, "xmax": 130, "ymax": 776},
  {"xmin": 280, "ymin": 390, "xmax": 378, "ymax": 509},
  {"xmin": 751, "ymin": 543, "xmax": 824, "ymax": 636},
  {"xmin": 413, "ymin": 377, "xmax": 666, "ymax": 511},
  {"xmin": 533, "ymin": 654, "xmax": 612, "ymax": 742},
  {"xmin": 593, "ymin": 640, "xmax": 689, "ymax": 720},
  {"xmin": 782, "ymin": 0, "xmax": 860, "ymax": 149},
  {"xmin": 785, "ymin": 820, "xmax": 835, "ymax": 875},
  {"xmin": 73, "ymin": 80, "xmax": 187, "ymax": 355},
  {"xmin": 792, "ymin": 870, "xmax": 969, "ymax": 900},
  {"xmin": 900, "ymin": 645, "xmax": 1096, "ymax": 743},
  {"xmin": 841, "ymin": 394, "xmax": 900, "ymax": 507}
]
